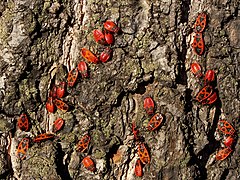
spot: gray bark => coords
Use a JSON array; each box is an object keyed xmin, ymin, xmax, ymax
[{"xmin": 0, "ymin": 0, "xmax": 239, "ymax": 179}]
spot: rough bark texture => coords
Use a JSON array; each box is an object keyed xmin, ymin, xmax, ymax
[{"xmin": 0, "ymin": 0, "xmax": 239, "ymax": 179}]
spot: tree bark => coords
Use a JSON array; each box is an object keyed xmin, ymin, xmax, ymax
[{"xmin": 0, "ymin": 0, "xmax": 239, "ymax": 179}]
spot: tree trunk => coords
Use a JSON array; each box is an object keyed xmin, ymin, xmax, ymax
[{"xmin": 0, "ymin": 0, "xmax": 239, "ymax": 179}]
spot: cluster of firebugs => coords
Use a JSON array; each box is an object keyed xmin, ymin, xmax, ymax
[
  {"xmin": 190, "ymin": 13, "xmax": 236, "ymax": 160},
  {"xmin": 16, "ymin": 20, "xmax": 163, "ymax": 175},
  {"xmin": 15, "ymin": 15, "xmax": 237, "ymax": 176},
  {"xmin": 16, "ymin": 20, "xmax": 120, "ymax": 172},
  {"xmin": 132, "ymin": 97, "xmax": 164, "ymax": 177}
]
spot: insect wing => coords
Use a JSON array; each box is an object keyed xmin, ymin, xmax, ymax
[
  {"xmin": 76, "ymin": 134, "xmax": 91, "ymax": 152},
  {"xmin": 194, "ymin": 13, "xmax": 207, "ymax": 33},
  {"xmin": 192, "ymin": 32, "xmax": 204, "ymax": 56},
  {"xmin": 144, "ymin": 97, "xmax": 155, "ymax": 115},
  {"xmin": 104, "ymin": 31, "xmax": 114, "ymax": 45},
  {"xmin": 54, "ymin": 99, "xmax": 69, "ymax": 113},
  {"xmin": 100, "ymin": 47, "xmax": 112, "ymax": 63},
  {"xmin": 81, "ymin": 48, "xmax": 99, "ymax": 64},
  {"xmin": 49, "ymin": 85, "xmax": 57, "ymax": 99},
  {"xmin": 33, "ymin": 133, "xmax": 54, "ymax": 143},
  {"xmin": 18, "ymin": 114, "xmax": 29, "ymax": 131},
  {"xmin": 135, "ymin": 159, "xmax": 143, "ymax": 177},
  {"xmin": 147, "ymin": 113, "xmax": 163, "ymax": 131},
  {"xmin": 137, "ymin": 143, "xmax": 150, "ymax": 164},
  {"xmin": 216, "ymin": 147, "xmax": 232, "ymax": 161},
  {"xmin": 204, "ymin": 70, "xmax": 215, "ymax": 85},
  {"xmin": 82, "ymin": 156, "xmax": 96, "ymax": 172},
  {"xmin": 77, "ymin": 61, "xmax": 88, "ymax": 78},
  {"xmin": 57, "ymin": 82, "xmax": 66, "ymax": 98},
  {"xmin": 202, "ymin": 91, "xmax": 217, "ymax": 105},
  {"xmin": 195, "ymin": 85, "xmax": 213, "ymax": 103},
  {"xmin": 104, "ymin": 20, "xmax": 120, "ymax": 33},
  {"xmin": 93, "ymin": 29, "xmax": 107, "ymax": 45},
  {"xmin": 67, "ymin": 68, "xmax": 79, "ymax": 87},
  {"xmin": 53, "ymin": 118, "xmax": 64, "ymax": 132},
  {"xmin": 218, "ymin": 120, "xmax": 235, "ymax": 135},
  {"xmin": 16, "ymin": 138, "xmax": 30, "ymax": 160},
  {"xmin": 224, "ymin": 136, "xmax": 234, "ymax": 148},
  {"xmin": 190, "ymin": 62, "xmax": 202, "ymax": 78},
  {"xmin": 46, "ymin": 97, "xmax": 55, "ymax": 113}
]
